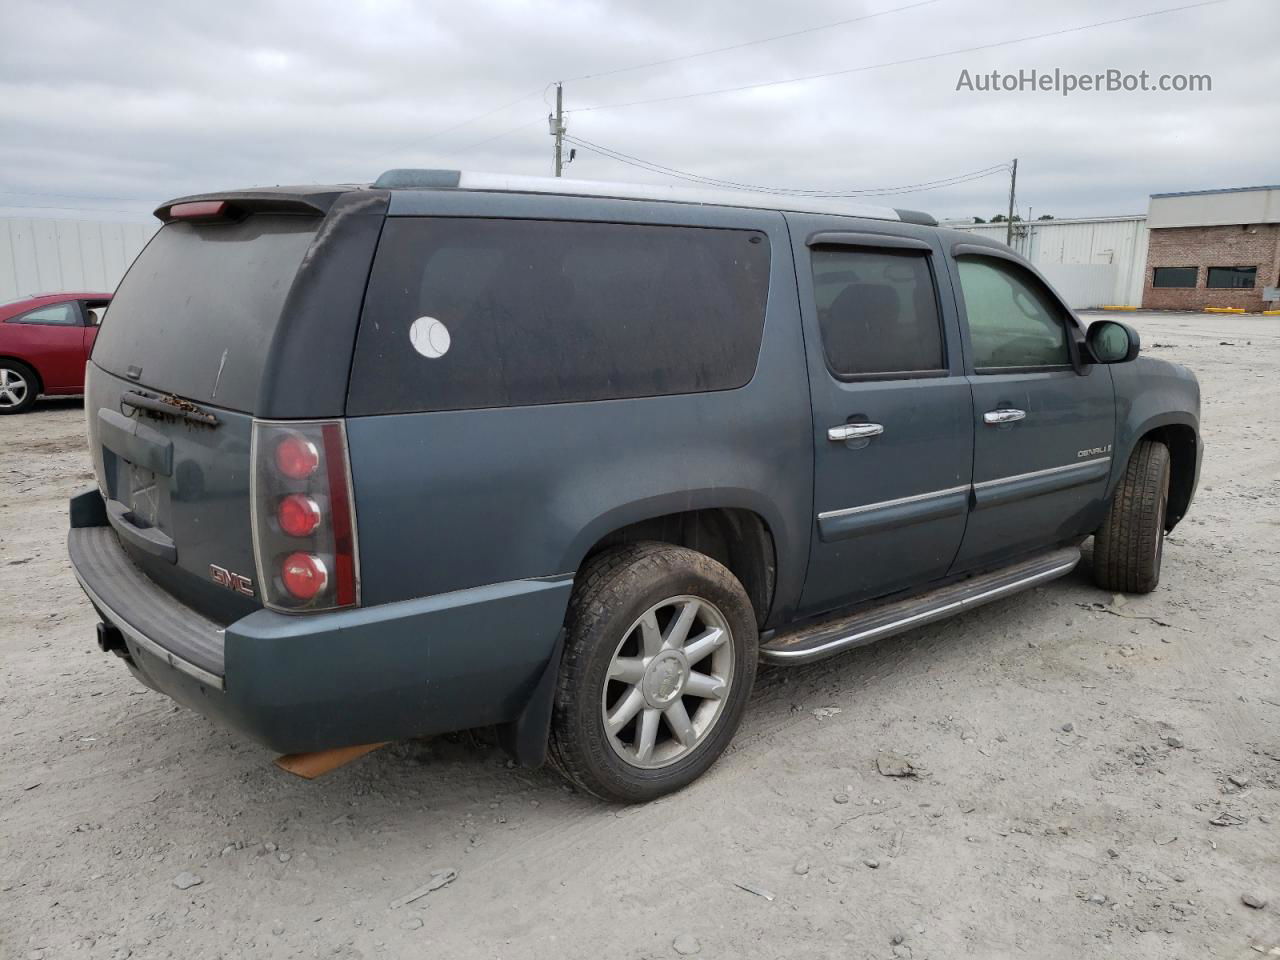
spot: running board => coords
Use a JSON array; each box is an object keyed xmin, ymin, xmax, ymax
[{"xmin": 760, "ymin": 546, "xmax": 1081, "ymax": 665}]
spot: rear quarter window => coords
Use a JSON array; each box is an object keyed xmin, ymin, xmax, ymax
[{"xmin": 347, "ymin": 217, "xmax": 771, "ymax": 414}]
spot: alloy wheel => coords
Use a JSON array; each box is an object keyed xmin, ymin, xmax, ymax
[
  {"xmin": 601, "ymin": 595, "xmax": 735, "ymax": 770},
  {"xmin": 0, "ymin": 368, "xmax": 30, "ymax": 409}
]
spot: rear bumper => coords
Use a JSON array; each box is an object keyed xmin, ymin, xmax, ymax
[{"xmin": 68, "ymin": 492, "xmax": 573, "ymax": 753}]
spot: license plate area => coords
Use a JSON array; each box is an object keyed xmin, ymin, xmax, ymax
[{"xmin": 103, "ymin": 452, "xmax": 173, "ymax": 537}]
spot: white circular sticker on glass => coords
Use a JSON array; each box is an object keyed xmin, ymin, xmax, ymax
[{"xmin": 409, "ymin": 316, "xmax": 451, "ymax": 359}]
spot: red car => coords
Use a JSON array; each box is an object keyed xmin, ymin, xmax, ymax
[{"xmin": 0, "ymin": 292, "xmax": 112, "ymax": 414}]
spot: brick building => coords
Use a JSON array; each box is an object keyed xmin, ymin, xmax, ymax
[{"xmin": 1141, "ymin": 186, "xmax": 1280, "ymax": 312}]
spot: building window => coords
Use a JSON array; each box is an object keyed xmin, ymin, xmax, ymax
[
  {"xmin": 1206, "ymin": 266, "xmax": 1257, "ymax": 289},
  {"xmin": 1152, "ymin": 266, "xmax": 1198, "ymax": 288}
]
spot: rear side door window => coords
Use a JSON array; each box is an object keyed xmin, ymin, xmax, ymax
[
  {"xmin": 956, "ymin": 256, "xmax": 1070, "ymax": 371},
  {"xmin": 349, "ymin": 218, "xmax": 771, "ymax": 414},
  {"xmin": 810, "ymin": 247, "xmax": 946, "ymax": 378},
  {"xmin": 10, "ymin": 302, "xmax": 82, "ymax": 326}
]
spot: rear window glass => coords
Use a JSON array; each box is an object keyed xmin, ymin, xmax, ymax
[
  {"xmin": 347, "ymin": 217, "xmax": 771, "ymax": 414},
  {"xmin": 92, "ymin": 216, "xmax": 317, "ymax": 411}
]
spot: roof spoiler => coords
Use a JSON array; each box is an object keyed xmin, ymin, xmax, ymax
[{"xmin": 153, "ymin": 189, "xmax": 351, "ymax": 223}]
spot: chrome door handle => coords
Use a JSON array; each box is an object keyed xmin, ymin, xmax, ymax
[
  {"xmin": 828, "ymin": 422, "xmax": 884, "ymax": 442},
  {"xmin": 983, "ymin": 408, "xmax": 1026, "ymax": 425}
]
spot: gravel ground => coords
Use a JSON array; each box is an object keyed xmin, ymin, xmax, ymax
[{"xmin": 2, "ymin": 311, "xmax": 1278, "ymax": 960}]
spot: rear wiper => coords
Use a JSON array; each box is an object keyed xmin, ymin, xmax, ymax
[{"xmin": 121, "ymin": 391, "xmax": 220, "ymax": 427}]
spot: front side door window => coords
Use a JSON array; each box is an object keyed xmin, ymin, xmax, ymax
[{"xmin": 956, "ymin": 257, "xmax": 1070, "ymax": 371}]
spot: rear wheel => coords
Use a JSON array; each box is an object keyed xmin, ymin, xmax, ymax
[
  {"xmin": 0, "ymin": 361, "xmax": 38, "ymax": 414},
  {"xmin": 550, "ymin": 542, "xmax": 757, "ymax": 802},
  {"xmin": 1092, "ymin": 440, "xmax": 1171, "ymax": 594}
]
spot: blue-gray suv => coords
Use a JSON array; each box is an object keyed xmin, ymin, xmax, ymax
[{"xmin": 68, "ymin": 170, "xmax": 1202, "ymax": 801}]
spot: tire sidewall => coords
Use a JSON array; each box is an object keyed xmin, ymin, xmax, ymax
[
  {"xmin": 1150, "ymin": 452, "xmax": 1171, "ymax": 586},
  {"xmin": 560, "ymin": 548, "xmax": 757, "ymax": 802}
]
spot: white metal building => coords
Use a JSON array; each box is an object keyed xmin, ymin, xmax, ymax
[
  {"xmin": 948, "ymin": 215, "xmax": 1150, "ymax": 309},
  {"xmin": 0, "ymin": 216, "xmax": 156, "ymax": 303}
]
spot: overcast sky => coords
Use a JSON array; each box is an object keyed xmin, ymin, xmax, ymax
[{"xmin": 1, "ymin": 0, "xmax": 1274, "ymax": 223}]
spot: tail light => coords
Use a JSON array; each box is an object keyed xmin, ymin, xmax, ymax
[{"xmin": 250, "ymin": 420, "xmax": 359, "ymax": 612}]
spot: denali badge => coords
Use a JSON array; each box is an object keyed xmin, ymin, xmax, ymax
[
  {"xmin": 1077, "ymin": 444, "xmax": 1113, "ymax": 458},
  {"xmin": 210, "ymin": 564, "xmax": 255, "ymax": 597}
]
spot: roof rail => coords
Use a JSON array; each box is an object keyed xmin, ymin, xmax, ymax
[{"xmin": 372, "ymin": 169, "xmax": 916, "ymax": 223}]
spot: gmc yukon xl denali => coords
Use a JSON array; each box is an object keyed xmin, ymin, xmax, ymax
[{"xmin": 68, "ymin": 170, "xmax": 1202, "ymax": 802}]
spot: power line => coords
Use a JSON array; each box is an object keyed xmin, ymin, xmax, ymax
[
  {"xmin": 562, "ymin": 0, "xmax": 943, "ymax": 83},
  {"xmin": 0, "ymin": 201, "xmax": 156, "ymax": 217},
  {"xmin": 374, "ymin": 88, "xmax": 545, "ymax": 163},
  {"xmin": 566, "ymin": 136, "xmax": 1010, "ymax": 196},
  {"xmin": 392, "ymin": 0, "xmax": 941, "ymax": 160},
  {"xmin": 564, "ymin": 135, "xmax": 1010, "ymax": 197},
  {"xmin": 0, "ymin": 188, "xmax": 156, "ymax": 204},
  {"xmin": 571, "ymin": 0, "xmax": 1228, "ymax": 113},
  {"xmin": 456, "ymin": 116, "xmax": 547, "ymax": 152}
]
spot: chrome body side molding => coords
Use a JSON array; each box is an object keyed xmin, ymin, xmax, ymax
[
  {"xmin": 972, "ymin": 457, "xmax": 1111, "ymax": 509},
  {"xmin": 816, "ymin": 458, "xmax": 1111, "ymax": 532},
  {"xmin": 816, "ymin": 485, "xmax": 970, "ymax": 543}
]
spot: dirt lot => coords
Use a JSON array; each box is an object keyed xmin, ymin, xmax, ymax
[{"xmin": 2, "ymin": 310, "xmax": 1278, "ymax": 960}]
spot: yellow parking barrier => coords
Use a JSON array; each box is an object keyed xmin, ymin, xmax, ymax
[
  {"xmin": 1204, "ymin": 307, "xmax": 1245, "ymax": 314},
  {"xmin": 1100, "ymin": 305, "xmax": 1137, "ymax": 311}
]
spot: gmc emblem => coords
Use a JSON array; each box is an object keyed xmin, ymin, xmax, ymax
[{"xmin": 210, "ymin": 564, "xmax": 255, "ymax": 597}]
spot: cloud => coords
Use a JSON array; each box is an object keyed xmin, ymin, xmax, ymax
[{"xmin": 0, "ymin": 0, "xmax": 1273, "ymax": 221}]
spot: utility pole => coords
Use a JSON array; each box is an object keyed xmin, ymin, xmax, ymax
[
  {"xmin": 998, "ymin": 158, "xmax": 1018, "ymax": 248},
  {"xmin": 550, "ymin": 82, "xmax": 565, "ymax": 177}
]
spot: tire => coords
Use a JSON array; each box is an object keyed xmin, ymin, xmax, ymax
[
  {"xmin": 1092, "ymin": 440, "xmax": 1171, "ymax": 594},
  {"xmin": 0, "ymin": 360, "xmax": 39, "ymax": 415},
  {"xmin": 549, "ymin": 541, "xmax": 758, "ymax": 803}
]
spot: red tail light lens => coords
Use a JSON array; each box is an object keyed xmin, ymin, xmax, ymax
[
  {"xmin": 281, "ymin": 552, "xmax": 328, "ymax": 600},
  {"xmin": 274, "ymin": 434, "xmax": 320, "ymax": 479},
  {"xmin": 167, "ymin": 200, "xmax": 231, "ymax": 221},
  {"xmin": 251, "ymin": 420, "xmax": 359, "ymax": 613},
  {"xmin": 277, "ymin": 494, "xmax": 321, "ymax": 537}
]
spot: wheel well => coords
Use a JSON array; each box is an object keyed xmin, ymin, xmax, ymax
[
  {"xmin": 583, "ymin": 508, "xmax": 777, "ymax": 628},
  {"xmin": 1141, "ymin": 424, "xmax": 1197, "ymax": 529},
  {"xmin": 0, "ymin": 356, "xmax": 42, "ymax": 393}
]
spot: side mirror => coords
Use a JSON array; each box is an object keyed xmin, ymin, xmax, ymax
[{"xmin": 1086, "ymin": 319, "xmax": 1140, "ymax": 364}]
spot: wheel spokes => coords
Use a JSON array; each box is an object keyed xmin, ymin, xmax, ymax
[
  {"xmin": 606, "ymin": 687, "xmax": 644, "ymax": 735},
  {"xmin": 608, "ymin": 657, "xmax": 646, "ymax": 684},
  {"xmin": 638, "ymin": 610, "xmax": 663, "ymax": 657},
  {"xmin": 634, "ymin": 708, "xmax": 660, "ymax": 762},
  {"xmin": 663, "ymin": 599, "xmax": 700, "ymax": 650},
  {"xmin": 683, "ymin": 671, "xmax": 726, "ymax": 700},
  {"xmin": 682, "ymin": 627, "xmax": 726, "ymax": 666},
  {"xmin": 663, "ymin": 700, "xmax": 697, "ymax": 748}
]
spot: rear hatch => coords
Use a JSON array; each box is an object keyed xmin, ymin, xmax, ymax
[{"xmin": 85, "ymin": 189, "xmax": 385, "ymax": 623}]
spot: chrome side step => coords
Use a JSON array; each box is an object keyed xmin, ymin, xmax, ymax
[{"xmin": 759, "ymin": 546, "xmax": 1081, "ymax": 665}]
